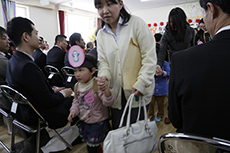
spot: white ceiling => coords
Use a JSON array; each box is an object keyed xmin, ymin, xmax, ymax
[{"xmin": 19, "ymin": 0, "xmax": 198, "ymax": 13}]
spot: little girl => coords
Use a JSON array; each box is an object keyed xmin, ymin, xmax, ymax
[{"xmin": 68, "ymin": 54, "xmax": 114, "ymax": 153}]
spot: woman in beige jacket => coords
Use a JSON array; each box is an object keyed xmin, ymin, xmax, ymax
[{"xmin": 94, "ymin": 0, "xmax": 157, "ymax": 129}]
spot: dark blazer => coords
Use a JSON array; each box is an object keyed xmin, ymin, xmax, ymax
[
  {"xmin": 6, "ymin": 51, "xmax": 71, "ymax": 129},
  {"xmin": 33, "ymin": 48, "xmax": 47, "ymax": 75},
  {"xmin": 0, "ymin": 52, "xmax": 8, "ymax": 84},
  {"xmin": 47, "ymin": 46, "xmax": 66, "ymax": 71},
  {"xmin": 169, "ymin": 30, "xmax": 230, "ymax": 140}
]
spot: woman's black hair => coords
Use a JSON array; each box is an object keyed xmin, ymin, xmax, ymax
[
  {"xmin": 94, "ymin": 0, "xmax": 131, "ymax": 28},
  {"xmin": 167, "ymin": 7, "xmax": 189, "ymax": 42}
]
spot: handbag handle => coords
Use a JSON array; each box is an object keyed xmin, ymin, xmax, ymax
[
  {"xmin": 118, "ymin": 93, "xmax": 135, "ymax": 128},
  {"xmin": 118, "ymin": 94, "xmax": 148, "ymax": 129},
  {"xmin": 136, "ymin": 96, "xmax": 148, "ymax": 122}
]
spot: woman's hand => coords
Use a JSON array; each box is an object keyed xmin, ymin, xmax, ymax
[{"xmin": 132, "ymin": 88, "xmax": 143, "ymax": 96}]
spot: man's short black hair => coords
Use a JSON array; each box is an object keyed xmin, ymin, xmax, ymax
[
  {"xmin": 54, "ymin": 34, "xmax": 67, "ymax": 45},
  {"xmin": 69, "ymin": 33, "xmax": 81, "ymax": 46},
  {"xmin": 199, "ymin": 0, "xmax": 230, "ymax": 14},
  {"xmin": 7, "ymin": 17, "xmax": 34, "ymax": 47},
  {"xmin": 0, "ymin": 26, "xmax": 6, "ymax": 37}
]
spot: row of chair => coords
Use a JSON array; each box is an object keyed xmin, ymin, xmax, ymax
[
  {"xmin": 1, "ymin": 85, "xmax": 230, "ymax": 153},
  {"xmin": 44, "ymin": 65, "xmax": 76, "ymax": 87},
  {"xmin": 0, "ymin": 85, "xmax": 72, "ymax": 153}
]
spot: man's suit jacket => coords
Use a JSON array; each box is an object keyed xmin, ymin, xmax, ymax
[
  {"xmin": 6, "ymin": 51, "xmax": 70, "ymax": 129},
  {"xmin": 169, "ymin": 30, "xmax": 230, "ymax": 140},
  {"xmin": 33, "ymin": 48, "xmax": 47, "ymax": 74},
  {"xmin": 0, "ymin": 52, "xmax": 8, "ymax": 84},
  {"xmin": 0, "ymin": 52, "xmax": 11, "ymax": 110},
  {"xmin": 47, "ymin": 46, "xmax": 66, "ymax": 71}
]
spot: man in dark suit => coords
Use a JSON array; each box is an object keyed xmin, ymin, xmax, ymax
[
  {"xmin": 0, "ymin": 26, "xmax": 11, "ymax": 111},
  {"xmin": 6, "ymin": 17, "xmax": 73, "ymax": 129},
  {"xmin": 64, "ymin": 32, "xmax": 86, "ymax": 67},
  {"xmin": 46, "ymin": 34, "xmax": 67, "ymax": 87},
  {"xmin": 169, "ymin": 0, "xmax": 230, "ymax": 140},
  {"xmin": 33, "ymin": 36, "xmax": 47, "ymax": 75},
  {"xmin": 47, "ymin": 34, "xmax": 67, "ymax": 71}
]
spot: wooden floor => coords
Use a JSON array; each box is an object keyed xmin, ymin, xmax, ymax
[{"xmin": 0, "ymin": 96, "xmax": 176, "ymax": 153}]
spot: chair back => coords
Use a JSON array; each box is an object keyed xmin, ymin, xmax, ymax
[
  {"xmin": 159, "ymin": 133, "xmax": 230, "ymax": 153},
  {"xmin": 61, "ymin": 66, "xmax": 75, "ymax": 83},
  {"xmin": 0, "ymin": 85, "xmax": 46, "ymax": 122},
  {"xmin": 44, "ymin": 65, "xmax": 63, "ymax": 79}
]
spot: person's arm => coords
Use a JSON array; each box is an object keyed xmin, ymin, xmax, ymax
[
  {"xmin": 191, "ymin": 28, "xmax": 196, "ymax": 46},
  {"xmin": 168, "ymin": 54, "xmax": 182, "ymax": 130},
  {"xmin": 21, "ymin": 63, "xmax": 65, "ymax": 108},
  {"xmin": 68, "ymin": 95, "xmax": 79, "ymax": 122},
  {"xmin": 163, "ymin": 61, "xmax": 170, "ymax": 78},
  {"xmin": 97, "ymin": 30, "xmax": 111, "ymax": 81},
  {"xmin": 131, "ymin": 17, "xmax": 157, "ymax": 96},
  {"xmin": 157, "ymin": 33, "xmax": 169, "ymax": 67}
]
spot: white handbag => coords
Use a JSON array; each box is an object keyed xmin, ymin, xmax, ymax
[{"xmin": 103, "ymin": 93, "xmax": 158, "ymax": 153}]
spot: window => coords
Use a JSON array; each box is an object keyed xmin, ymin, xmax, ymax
[
  {"xmin": 65, "ymin": 12, "xmax": 97, "ymax": 43},
  {"xmin": 16, "ymin": 4, "xmax": 29, "ymax": 18}
]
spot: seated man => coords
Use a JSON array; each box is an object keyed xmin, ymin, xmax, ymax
[
  {"xmin": 169, "ymin": 0, "xmax": 230, "ymax": 140},
  {"xmin": 0, "ymin": 26, "xmax": 11, "ymax": 110},
  {"xmin": 6, "ymin": 17, "xmax": 73, "ymax": 129},
  {"xmin": 33, "ymin": 36, "xmax": 47, "ymax": 75},
  {"xmin": 46, "ymin": 34, "xmax": 67, "ymax": 87},
  {"xmin": 47, "ymin": 34, "xmax": 67, "ymax": 71}
]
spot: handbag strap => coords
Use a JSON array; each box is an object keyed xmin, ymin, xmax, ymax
[
  {"xmin": 118, "ymin": 94, "xmax": 148, "ymax": 128},
  {"xmin": 118, "ymin": 93, "xmax": 135, "ymax": 128},
  {"xmin": 136, "ymin": 96, "xmax": 148, "ymax": 122}
]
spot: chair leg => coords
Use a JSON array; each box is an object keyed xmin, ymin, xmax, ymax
[
  {"xmin": 53, "ymin": 129, "xmax": 72, "ymax": 150},
  {"xmin": 36, "ymin": 119, "xmax": 41, "ymax": 153},
  {"xmin": 0, "ymin": 140, "xmax": 10, "ymax": 153},
  {"xmin": 11, "ymin": 121, "xmax": 15, "ymax": 152}
]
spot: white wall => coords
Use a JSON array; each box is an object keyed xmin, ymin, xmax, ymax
[
  {"xmin": 0, "ymin": 2, "xmax": 6, "ymax": 28},
  {"xmin": 1, "ymin": 1, "xmax": 203, "ymax": 42},
  {"xmin": 28, "ymin": 6, "xmax": 59, "ymax": 47},
  {"xmin": 131, "ymin": 1, "xmax": 203, "ymax": 34}
]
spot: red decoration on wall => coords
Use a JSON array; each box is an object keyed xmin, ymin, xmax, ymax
[
  {"xmin": 160, "ymin": 22, "xmax": 164, "ymax": 26},
  {"xmin": 196, "ymin": 18, "xmax": 201, "ymax": 23},
  {"xmin": 153, "ymin": 23, "xmax": 157, "ymax": 27},
  {"xmin": 148, "ymin": 24, "xmax": 151, "ymax": 27},
  {"xmin": 188, "ymin": 19, "xmax": 193, "ymax": 24}
]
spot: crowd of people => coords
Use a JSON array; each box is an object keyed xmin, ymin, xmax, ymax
[{"xmin": 0, "ymin": 0, "xmax": 230, "ymax": 152}]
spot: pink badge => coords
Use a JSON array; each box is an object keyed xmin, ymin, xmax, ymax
[
  {"xmin": 84, "ymin": 93, "xmax": 95, "ymax": 104},
  {"xmin": 197, "ymin": 41, "xmax": 203, "ymax": 45},
  {"xmin": 68, "ymin": 45, "xmax": 85, "ymax": 67}
]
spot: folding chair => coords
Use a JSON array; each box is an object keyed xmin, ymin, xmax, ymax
[
  {"xmin": 61, "ymin": 66, "xmax": 75, "ymax": 83},
  {"xmin": 0, "ymin": 108, "xmax": 11, "ymax": 153},
  {"xmin": 0, "ymin": 85, "xmax": 72, "ymax": 153},
  {"xmin": 61, "ymin": 66, "xmax": 77, "ymax": 90},
  {"xmin": 44, "ymin": 65, "xmax": 64, "ymax": 87},
  {"xmin": 159, "ymin": 133, "xmax": 230, "ymax": 153}
]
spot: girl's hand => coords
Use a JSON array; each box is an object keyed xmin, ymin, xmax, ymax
[
  {"xmin": 96, "ymin": 76, "xmax": 108, "ymax": 92},
  {"xmin": 96, "ymin": 76, "xmax": 111, "ymax": 97},
  {"xmin": 68, "ymin": 112, "xmax": 75, "ymax": 122}
]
